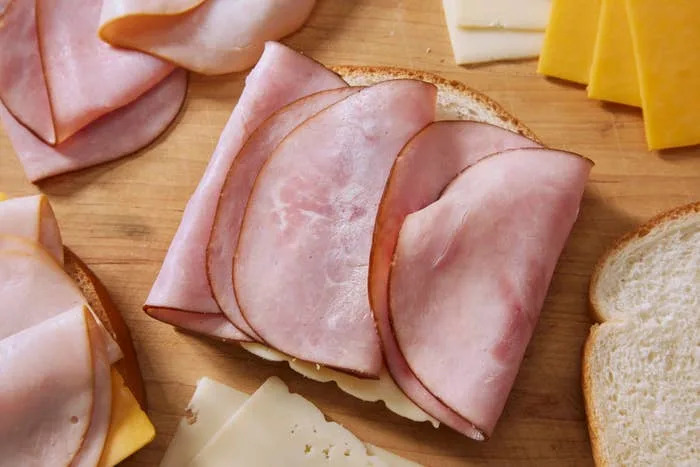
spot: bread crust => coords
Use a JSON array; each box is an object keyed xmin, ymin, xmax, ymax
[
  {"xmin": 583, "ymin": 201, "xmax": 700, "ymax": 466},
  {"xmin": 331, "ymin": 65, "xmax": 540, "ymax": 143},
  {"xmin": 64, "ymin": 247, "xmax": 147, "ymax": 409}
]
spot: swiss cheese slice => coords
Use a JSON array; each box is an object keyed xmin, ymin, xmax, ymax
[
  {"xmin": 161, "ymin": 377, "xmax": 421, "ymax": 467},
  {"xmin": 443, "ymin": 0, "xmax": 544, "ymax": 64},
  {"xmin": 98, "ymin": 368, "xmax": 155, "ymax": 467},
  {"xmin": 626, "ymin": 0, "xmax": 700, "ymax": 149},
  {"xmin": 457, "ymin": 0, "xmax": 551, "ymax": 31},
  {"xmin": 588, "ymin": 0, "xmax": 641, "ymax": 107},
  {"xmin": 537, "ymin": 0, "xmax": 602, "ymax": 84}
]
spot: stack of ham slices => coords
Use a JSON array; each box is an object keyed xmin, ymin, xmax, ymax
[
  {"xmin": 0, "ymin": 0, "xmax": 315, "ymax": 181},
  {"xmin": 146, "ymin": 41, "xmax": 593, "ymax": 440},
  {"xmin": 0, "ymin": 194, "xmax": 154, "ymax": 466}
]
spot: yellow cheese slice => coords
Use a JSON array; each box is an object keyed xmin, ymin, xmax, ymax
[
  {"xmin": 443, "ymin": 0, "xmax": 544, "ymax": 65},
  {"xmin": 457, "ymin": 0, "xmax": 551, "ymax": 31},
  {"xmin": 588, "ymin": 0, "xmax": 641, "ymax": 107},
  {"xmin": 537, "ymin": 0, "xmax": 602, "ymax": 84},
  {"xmin": 0, "ymin": 193, "xmax": 7, "ymax": 201},
  {"xmin": 98, "ymin": 368, "xmax": 155, "ymax": 467},
  {"xmin": 626, "ymin": 0, "xmax": 700, "ymax": 150}
]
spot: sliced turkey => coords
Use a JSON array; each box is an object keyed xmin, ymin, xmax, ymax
[
  {"xmin": 99, "ymin": 0, "xmax": 316, "ymax": 74},
  {"xmin": 234, "ymin": 80, "xmax": 437, "ymax": 377},
  {"xmin": 389, "ymin": 148, "xmax": 592, "ymax": 436},
  {"xmin": 0, "ymin": 69, "xmax": 187, "ymax": 182},
  {"xmin": 145, "ymin": 42, "xmax": 345, "ymax": 339},
  {"xmin": 208, "ymin": 87, "xmax": 361, "ymax": 340},
  {"xmin": 0, "ymin": 194, "xmax": 63, "ymax": 263},
  {"xmin": 369, "ymin": 121, "xmax": 540, "ymax": 438}
]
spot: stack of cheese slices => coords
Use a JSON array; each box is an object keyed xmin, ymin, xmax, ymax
[
  {"xmin": 538, "ymin": 0, "xmax": 700, "ymax": 150},
  {"xmin": 146, "ymin": 41, "xmax": 593, "ymax": 441},
  {"xmin": 0, "ymin": 193, "xmax": 154, "ymax": 466}
]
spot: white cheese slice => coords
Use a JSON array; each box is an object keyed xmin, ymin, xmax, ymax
[
  {"xmin": 241, "ymin": 343, "xmax": 438, "ymax": 427},
  {"xmin": 161, "ymin": 377, "xmax": 421, "ymax": 467},
  {"xmin": 457, "ymin": 0, "xmax": 551, "ymax": 31},
  {"xmin": 443, "ymin": 0, "xmax": 544, "ymax": 64}
]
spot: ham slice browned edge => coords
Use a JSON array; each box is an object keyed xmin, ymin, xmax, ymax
[
  {"xmin": 145, "ymin": 42, "xmax": 345, "ymax": 341},
  {"xmin": 0, "ymin": 306, "xmax": 93, "ymax": 466},
  {"xmin": 0, "ymin": 69, "xmax": 187, "ymax": 183},
  {"xmin": 389, "ymin": 147, "xmax": 592, "ymax": 437},
  {"xmin": 207, "ymin": 87, "xmax": 362, "ymax": 340},
  {"xmin": 233, "ymin": 80, "xmax": 437, "ymax": 378},
  {"xmin": 368, "ymin": 121, "xmax": 541, "ymax": 439},
  {"xmin": 98, "ymin": 0, "xmax": 317, "ymax": 75}
]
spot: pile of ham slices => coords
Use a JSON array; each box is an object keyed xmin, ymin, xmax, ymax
[
  {"xmin": 0, "ymin": 0, "xmax": 315, "ymax": 182},
  {"xmin": 0, "ymin": 194, "xmax": 139, "ymax": 465},
  {"xmin": 147, "ymin": 41, "xmax": 593, "ymax": 440}
]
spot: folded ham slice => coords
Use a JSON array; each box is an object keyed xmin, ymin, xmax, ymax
[
  {"xmin": 234, "ymin": 80, "xmax": 437, "ymax": 377},
  {"xmin": 369, "ymin": 121, "xmax": 540, "ymax": 438},
  {"xmin": 0, "ymin": 194, "xmax": 63, "ymax": 263},
  {"xmin": 0, "ymin": 306, "xmax": 94, "ymax": 466},
  {"xmin": 0, "ymin": 69, "xmax": 187, "ymax": 182},
  {"xmin": 99, "ymin": 0, "xmax": 316, "ymax": 74},
  {"xmin": 145, "ymin": 42, "xmax": 345, "ymax": 340},
  {"xmin": 389, "ymin": 148, "xmax": 592, "ymax": 437},
  {"xmin": 208, "ymin": 87, "xmax": 361, "ymax": 340}
]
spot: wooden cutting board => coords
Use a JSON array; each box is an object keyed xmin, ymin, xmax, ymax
[{"xmin": 1, "ymin": 1, "xmax": 698, "ymax": 465}]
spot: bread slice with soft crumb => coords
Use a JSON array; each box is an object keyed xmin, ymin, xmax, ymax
[{"xmin": 584, "ymin": 202, "xmax": 700, "ymax": 466}]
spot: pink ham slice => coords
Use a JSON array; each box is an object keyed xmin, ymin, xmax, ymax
[
  {"xmin": 99, "ymin": 0, "xmax": 317, "ymax": 75},
  {"xmin": 145, "ymin": 41, "xmax": 345, "ymax": 341},
  {"xmin": 0, "ymin": 69, "xmax": 187, "ymax": 182},
  {"xmin": 0, "ymin": 0, "xmax": 55, "ymax": 143},
  {"xmin": 0, "ymin": 306, "xmax": 94, "ymax": 466},
  {"xmin": 36, "ymin": 0, "xmax": 174, "ymax": 143},
  {"xmin": 389, "ymin": 148, "xmax": 592, "ymax": 437},
  {"xmin": 208, "ymin": 87, "xmax": 361, "ymax": 340},
  {"xmin": 369, "ymin": 121, "xmax": 540, "ymax": 438},
  {"xmin": 234, "ymin": 80, "xmax": 437, "ymax": 378},
  {"xmin": 0, "ymin": 194, "xmax": 63, "ymax": 263}
]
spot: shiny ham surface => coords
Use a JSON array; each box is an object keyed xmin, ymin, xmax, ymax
[
  {"xmin": 99, "ymin": 0, "xmax": 316, "ymax": 75},
  {"xmin": 145, "ymin": 42, "xmax": 345, "ymax": 339},
  {"xmin": 208, "ymin": 87, "xmax": 361, "ymax": 340},
  {"xmin": 0, "ymin": 307, "xmax": 94, "ymax": 467},
  {"xmin": 369, "ymin": 121, "xmax": 540, "ymax": 438},
  {"xmin": 234, "ymin": 80, "xmax": 437, "ymax": 377},
  {"xmin": 0, "ymin": 69, "xmax": 187, "ymax": 182},
  {"xmin": 389, "ymin": 148, "xmax": 592, "ymax": 436},
  {"xmin": 0, "ymin": 194, "xmax": 63, "ymax": 263}
]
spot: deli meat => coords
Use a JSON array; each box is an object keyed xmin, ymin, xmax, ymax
[
  {"xmin": 99, "ymin": 0, "xmax": 317, "ymax": 74},
  {"xmin": 369, "ymin": 121, "xmax": 540, "ymax": 437},
  {"xmin": 208, "ymin": 87, "xmax": 361, "ymax": 340},
  {"xmin": 145, "ymin": 42, "xmax": 345, "ymax": 340},
  {"xmin": 0, "ymin": 194, "xmax": 63, "ymax": 263},
  {"xmin": 389, "ymin": 147, "xmax": 591, "ymax": 436},
  {"xmin": 234, "ymin": 80, "xmax": 437, "ymax": 377}
]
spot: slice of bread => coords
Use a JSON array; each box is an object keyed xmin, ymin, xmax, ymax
[
  {"xmin": 584, "ymin": 202, "xmax": 700, "ymax": 466},
  {"xmin": 64, "ymin": 247, "xmax": 147, "ymax": 409}
]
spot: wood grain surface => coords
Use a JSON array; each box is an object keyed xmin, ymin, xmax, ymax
[{"xmin": 1, "ymin": 1, "xmax": 698, "ymax": 465}]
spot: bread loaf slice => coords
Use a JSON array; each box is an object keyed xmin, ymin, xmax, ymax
[{"xmin": 584, "ymin": 202, "xmax": 700, "ymax": 466}]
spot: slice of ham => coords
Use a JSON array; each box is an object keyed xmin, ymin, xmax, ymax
[
  {"xmin": 0, "ymin": 0, "xmax": 55, "ymax": 143},
  {"xmin": 369, "ymin": 121, "xmax": 540, "ymax": 438},
  {"xmin": 99, "ymin": 0, "xmax": 316, "ymax": 75},
  {"xmin": 0, "ymin": 69, "xmax": 187, "ymax": 182},
  {"xmin": 390, "ymin": 148, "xmax": 592, "ymax": 436},
  {"xmin": 0, "ymin": 240, "xmax": 122, "ymax": 363},
  {"xmin": 208, "ymin": 87, "xmax": 361, "ymax": 340},
  {"xmin": 36, "ymin": 0, "xmax": 174, "ymax": 142},
  {"xmin": 0, "ymin": 194, "xmax": 63, "ymax": 263},
  {"xmin": 145, "ymin": 42, "xmax": 345, "ymax": 340},
  {"xmin": 234, "ymin": 80, "xmax": 437, "ymax": 378},
  {"xmin": 0, "ymin": 306, "xmax": 93, "ymax": 466},
  {"xmin": 72, "ymin": 314, "xmax": 113, "ymax": 467}
]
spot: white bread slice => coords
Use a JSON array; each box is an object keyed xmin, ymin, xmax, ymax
[
  {"xmin": 240, "ymin": 66, "xmax": 540, "ymax": 425},
  {"xmin": 584, "ymin": 202, "xmax": 700, "ymax": 466}
]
